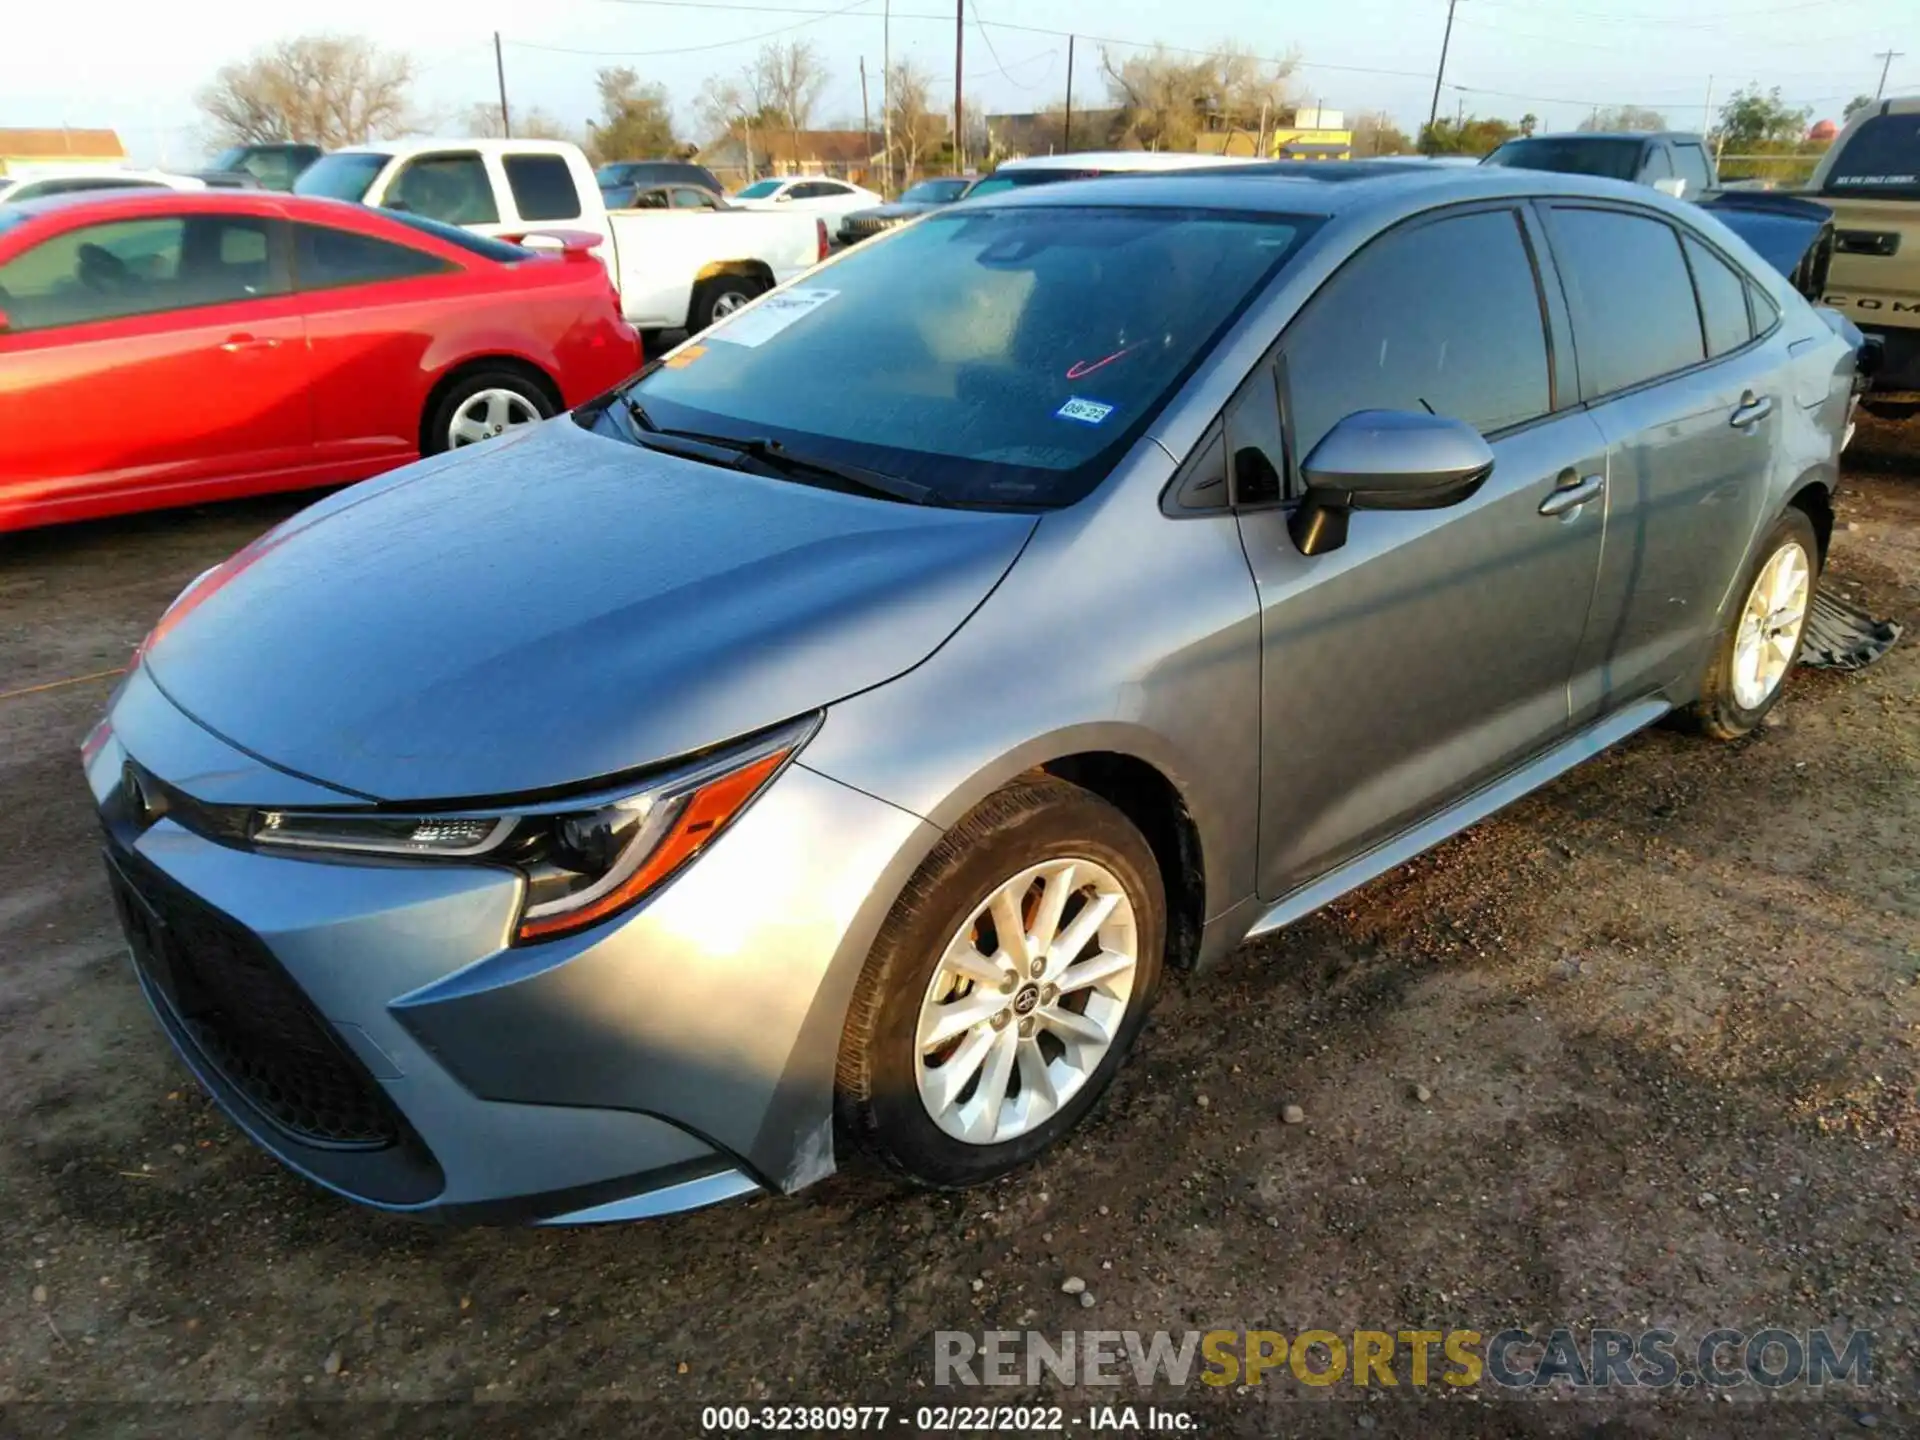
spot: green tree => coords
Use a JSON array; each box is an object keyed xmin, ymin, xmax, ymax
[
  {"xmin": 1419, "ymin": 114, "xmax": 1518, "ymax": 156},
  {"xmin": 1714, "ymin": 84, "xmax": 1811, "ymax": 151},
  {"xmin": 1352, "ymin": 111, "xmax": 1413, "ymax": 157},
  {"xmin": 1578, "ymin": 104, "xmax": 1667, "ymax": 133},
  {"xmin": 1843, "ymin": 93, "xmax": 1876, "ymax": 121},
  {"xmin": 586, "ymin": 67, "xmax": 677, "ymax": 166}
]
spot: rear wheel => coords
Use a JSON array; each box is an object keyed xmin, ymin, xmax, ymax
[
  {"xmin": 425, "ymin": 370, "xmax": 553, "ymax": 455},
  {"xmin": 688, "ymin": 274, "xmax": 765, "ymax": 332},
  {"xmin": 1683, "ymin": 507, "xmax": 1819, "ymax": 740},
  {"xmin": 836, "ymin": 778, "xmax": 1165, "ymax": 1188}
]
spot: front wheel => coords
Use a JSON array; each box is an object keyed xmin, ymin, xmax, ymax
[
  {"xmin": 835, "ymin": 778, "xmax": 1165, "ymax": 1189},
  {"xmin": 1683, "ymin": 507, "xmax": 1819, "ymax": 740}
]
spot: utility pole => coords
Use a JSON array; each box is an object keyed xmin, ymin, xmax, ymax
[
  {"xmin": 494, "ymin": 32, "xmax": 511, "ymax": 139},
  {"xmin": 1701, "ymin": 73, "xmax": 1714, "ymax": 135},
  {"xmin": 860, "ymin": 56, "xmax": 873, "ymax": 187},
  {"xmin": 883, "ymin": 0, "xmax": 893, "ymax": 195},
  {"xmin": 1874, "ymin": 49, "xmax": 1904, "ymax": 100},
  {"xmin": 954, "ymin": 0, "xmax": 966, "ymax": 172},
  {"xmin": 1063, "ymin": 34, "xmax": 1075, "ymax": 151},
  {"xmin": 1425, "ymin": 0, "xmax": 1459, "ymax": 151}
]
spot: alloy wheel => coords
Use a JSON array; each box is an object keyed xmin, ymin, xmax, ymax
[
  {"xmin": 914, "ymin": 858, "xmax": 1139, "ymax": 1146},
  {"xmin": 449, "ymin": 388, "xmax": 541, "ymax": 448},
  {"xmin": 1732, "ymin": 540, "xmax": 1811, "ymax": 709},
  {"xmin": 709, "ymin": 289, "xmax": 752, "ymax": 319}
]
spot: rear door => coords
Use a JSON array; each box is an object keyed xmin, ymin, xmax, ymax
[
  {"xmin": 1235, "ymin": 204, "xmax": 1611, "ymax": 898},
  {"xmin": 0, "ymin": 208, "xmax": 308, "ymax": 524},
  {"xmin": 1542, "ymin": 202, "xmax": 1787, "ymax": 719}
]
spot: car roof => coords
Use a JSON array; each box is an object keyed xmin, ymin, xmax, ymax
[
  {"xmin": 0, "ymin": 188, "xmax": 451, "ymax": 231},
  {"xmin": 968, "ymin": 159, "xmax": 1689, "ymax": 219},
  {"xmin": 994, "ymin": 150, "xmax": 1262, "ymax": 173},
  {"xmin": 1501, "ymin": 130, "xmax": 1705, "ymax": 143},
  {"xmin": 332, "ymin": 137, "xmax": 584, "ymax": 160}
]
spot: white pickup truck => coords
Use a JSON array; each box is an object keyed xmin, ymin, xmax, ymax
[{"xmin": 293, "ymin": 139, "xmax": 827, "ymax": 334}]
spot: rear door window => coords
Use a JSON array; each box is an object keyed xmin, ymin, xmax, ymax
[
  {"xmin": 503, "ymin": 153, "xmax": 583, "ymax": 222},
  {"xmin": 294, "ymin": 223, "xmax": 453, "ymax": 290},
  {"xmin": 671, "ymin": 187, "xmax": 716, "ymax": 210},
  {"xmin": 1546, "ymin": 206, "xmax": 1705, "ymax": 397},
  {"xmin": 1822, "ymin": 113, "xmax": 1920, "ymax": 198},
  {"xmin": 1279, "ymin": 207, "xmax": 1554, "ymax": 464},
  {"xmin": 1673, "ymin": 142, "xmax": 1714, "ymax": 194},
  {"xmin": 1642, "ymin": 146, "xmax": 1674, "ymax": 183},
  {"xmin": 385, "ymin": 152, "xmax": 499, "ymax": 226},
  {"xmin": 1682, "ymin": 234, "xmax": 1754, "ymax": 357}
]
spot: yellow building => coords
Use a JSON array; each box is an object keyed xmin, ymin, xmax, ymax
[
  {"xmin": 1194, "ymin": 108, "xmax": 1353, "ymax": 161},
  {"xmin": 0, "ymin": 128, "xmax": 127, "ymax": 176}
]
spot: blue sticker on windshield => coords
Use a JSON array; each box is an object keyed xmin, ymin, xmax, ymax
[{"xmin": 1056, "ymin": 397, "xmax": 1115, "ymax": 425}]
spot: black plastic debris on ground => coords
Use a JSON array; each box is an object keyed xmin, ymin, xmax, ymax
[{"xmin": 1802, "ymin": 589, "xmax": 1903, "ymax": 670}]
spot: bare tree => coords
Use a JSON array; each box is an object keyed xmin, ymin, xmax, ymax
[
  {"xmin": 886, "ymin": 59, "xmax": 946, "ymax": 180},
  {"xmin": 1100, "ymin": 42, "xmax": 1297, "ymax": 152},
  {"xmin": 752, "ymin": 39, "xmax": 830, "ymax": 166},
  {"xmin": 199, "ymin": 35, "xmax": 414, "ymax": 148},
  {"xmin": 1352, "ymin": 110, "xmax": 1413, "ymax": 157},
  {"xmin": 461, "ymin": 103, "xmax": 573, "ymax": 142},
  {"xmin": 1578, "ymin": 104, "xmax": 1668, "ymax": 133}
]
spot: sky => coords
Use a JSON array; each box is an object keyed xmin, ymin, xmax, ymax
[{"xmin": 2, "ymin": 0, "xmax": 1910, "ymax": 167}]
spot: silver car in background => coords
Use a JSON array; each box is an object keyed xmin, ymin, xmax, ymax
[{"xmin": 88, "ymin": 164, "xmax": 1859, "ymax": 1223}]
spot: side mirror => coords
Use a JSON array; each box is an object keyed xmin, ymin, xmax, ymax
[
  {"xmin": 1651, "ymin": 176, "xmax": 1686, "ymax": 198},
  {"xmin": 1289, "ymin": 410, "xmax": 1495, "ymax": 557}
]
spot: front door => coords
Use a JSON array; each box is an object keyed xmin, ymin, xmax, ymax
[
  {"xmin": 1234, "ymin": 204, "xmax": 1609, "ymax": 899},
  {"xmin": 0, "ymin": 209, "xmax": 308, "ymax": 526}
]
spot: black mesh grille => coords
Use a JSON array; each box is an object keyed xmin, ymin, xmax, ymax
[{"xmin": 108, "ymin": 852, "xmax": 400, "ymax": 1149}]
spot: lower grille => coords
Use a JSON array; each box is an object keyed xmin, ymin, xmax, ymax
[{"xmin": 107, "ymin": 849, "xmax": 400, "ymax": 1149}]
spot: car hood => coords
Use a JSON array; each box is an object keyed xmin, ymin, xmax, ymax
[
  {"xmin": 848, "ymin": 201, "xmax": 939, "ymax": 221},
  {"xmin": 141, "ymin": 419, "xmax": 1037, "ymax": 803}
]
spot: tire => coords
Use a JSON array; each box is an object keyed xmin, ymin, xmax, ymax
[
  {"xmin": 1861, "ymin": 398, "xmax": 1920, "ymax": 423},
  {"xmin": 835, "ymin": 777, "xmax": 1166, "ymax": 1189},
  {"xmin": 1682, "ymin": 507, "xmax": 1820, "ymax": 740},
  {"xmin": 688, "ymin": 274, "xmax": 765, "ymax": 332},
  {"xmin": 424, "ymin": 369, "xmax": 554, "ymax": 456}
]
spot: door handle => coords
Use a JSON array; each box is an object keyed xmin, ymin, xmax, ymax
[
  {"xmin": 1538, "ymin": 472, "xmax": 1604, "ymax": 518},
  {"xmin": 219, "ymin": 333, "xmax": 279, "ymax": 353},
  {"xmin": 1730, "ymin": 392, "xmax": 1774, "ymax": 429}
]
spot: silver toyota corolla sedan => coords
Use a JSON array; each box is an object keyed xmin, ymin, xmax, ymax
[{"xmin": 87, "ymin": 164, "xmax": 1860, "ymax": 1224}]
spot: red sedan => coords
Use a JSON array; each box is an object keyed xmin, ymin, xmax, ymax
[{"xmin": 0, "ymin": 189, "xmax": 641, "ymax": 532}]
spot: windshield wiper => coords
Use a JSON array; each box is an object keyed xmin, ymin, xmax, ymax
[{"xmin": 619, "ymin": 395, "xmax": 932, "ymax": 506}]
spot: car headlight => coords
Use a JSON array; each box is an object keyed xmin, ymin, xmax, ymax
[{"xmin": 249, "ymin": 715, "xmax": 817, "ymax": 943}]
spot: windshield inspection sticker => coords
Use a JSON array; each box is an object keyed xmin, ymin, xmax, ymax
[
  {"xmin": 1056, "ymin": 397, "xmax": 1116, "ymax": 425},
  {"xmin": 708, "ymin": 288, "xmax": 838, "ymax": 348}
]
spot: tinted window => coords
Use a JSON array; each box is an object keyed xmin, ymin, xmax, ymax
[
  {"xmin": 0, "ymin": 213, "xmax": 287, "ymax": 330},
  {"xmin": 1642, "ymin": 146, "xmax": 1673, "ymax": 181},
  {"xmin": 503, "ymin": 153, "xmax": 582, "ymax": 221},
  {"xmin": 1226, "ymin": 362, "xmax": 1286, "ymax": 506},
  {"xmin": 963, "ymin": 168, "xmax": 1099, "ymax": 199},
  {"xmin": 1484, "ymin": 137, "xmax": 1643, "ymax": 182},
  {"xmin": 736, "ymin": 180, "xmax": 783, "ymax": 199},
  {"xmin": 1673, "ymin": 142, "xmax": 1713, "ymax": 194},
  {"xmin": 1823, "ymin": 113, "xmax": 1920, "ymax": 197},
  {"xmin": 386, "ymin": 153, "xmax": 499, "ymax": 226},
  {"xmin": 624, "ymin": 205, "xmax": 1318, "ymax": 508},
  {"xmin": 241, "ymin": 151, "xmax": 296, "ymax": 190},
  {"xmin": 632, "ymin": 188, "xmax": 671, "ymax": 209},
  {"xmin": 1683, "ymin": 235, "xmax": 1752, "ymax": 357},
  {"xmin": 294, "ymin": 153, "xmax": 388, "ymax": 203},
  {"xmin": 1748, "ymin": 280, "xmax": 1780, "ymax": 332},
  {"xmin": 1281, "ymin": 208, "xmax": 1551, "ymax": 464},
  {"xmin": 294, "ymin": 223, "xmax": 451, "ymax": 289},
  {"xmin": 1547, "ymin": 207, "xmax": 1703, "ymax": 396},
  {"xmin": 788, "ymin": 182, "xmax": 826, "ymax": 199},
  {"xmin": 670, "ymin": 187, "xmax": 715, "ymax": 210},
  {"xmin": 903, "ymin": 178, "xmax": 968, "ymax": 203},
  {"xmin": 11, "ymin": 177, "xmax": 165, "ymax": 201},
  {"xmin": 383, "ymin": 211, "xmax": 530, "ymax": 261}
]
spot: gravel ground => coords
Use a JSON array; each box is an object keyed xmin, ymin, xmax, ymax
[{"xmin": 0, "ymin": 421, "xmax": 1915, "ymax": 1437}]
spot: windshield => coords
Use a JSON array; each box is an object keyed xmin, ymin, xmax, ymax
[
  {"xmin": 619, "ymin": 205, "xmax": 1317, "ymax": 508},
  {"xmin": 1483, "ymin": 137, "xmax": 1643, "ymax": 181},
  {"xmin": 294, "ymin": 153, "xmax": 388, "ymax": 203},
  {"xmin": 962, "ymin": 167, "xmax": 1102, "ymax": 199},
  {"xmin": 1823, "ymin": 113, "xmax": 1920, "ymax": 198},
  {"xmin": 902, "ymin": 178, "xmax": 967, "ymax": 203},
  {"xmin": 210, "ymin": 146, "xmax": 250, "ymax": 171},
  {"xmin": 735, "ymin": 180, "xmax": 783, "ymax": 199}
]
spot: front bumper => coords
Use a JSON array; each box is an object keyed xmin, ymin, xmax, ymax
[{"xmin": 87, "ymin": 669, "xmax": 936, "ymax": 1223}]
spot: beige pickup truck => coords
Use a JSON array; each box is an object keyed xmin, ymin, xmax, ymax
[{"xmin": 1808, "ymin": 97, "xmax": 1920, "ymax": 415}]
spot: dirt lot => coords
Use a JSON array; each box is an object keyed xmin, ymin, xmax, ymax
[{"xmin": 1, "ymin": 425, "xmax": 1916, "ymax": 1437}]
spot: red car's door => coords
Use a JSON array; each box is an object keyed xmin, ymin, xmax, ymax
[{"xmin": 0, "ymin": 208, "xmax": 311, "ymax": 529}]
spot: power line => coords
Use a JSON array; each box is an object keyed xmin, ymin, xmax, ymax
[{"xmin": 507, "ymin": 0, "xmax": 878, "ymax": 57}]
